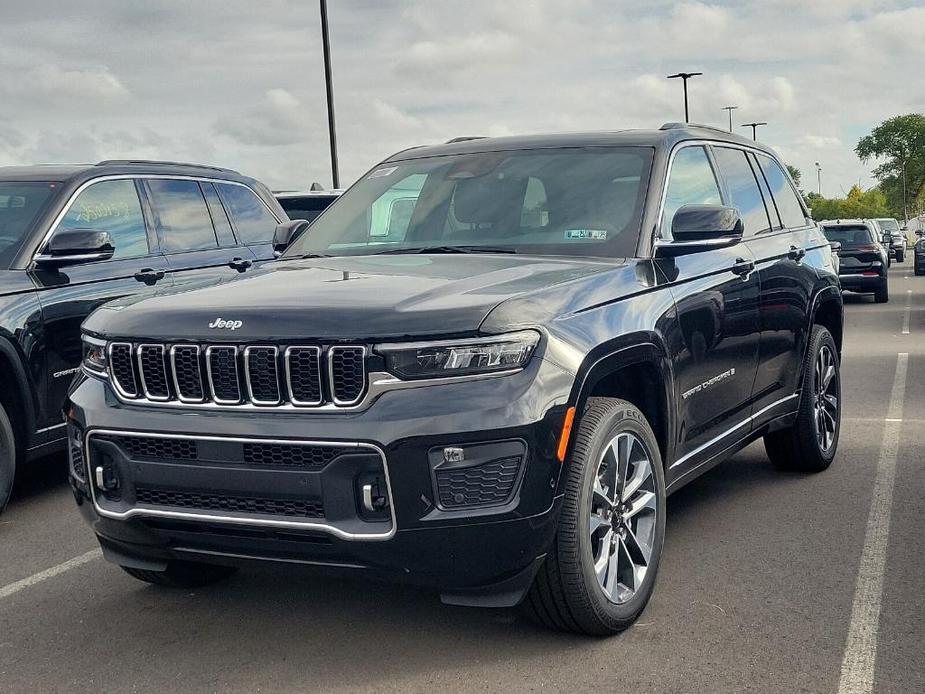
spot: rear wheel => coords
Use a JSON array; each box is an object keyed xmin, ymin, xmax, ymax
[
  {"xmin": 915, "ymin": 261, "xmax": 924, "ymax": 276},
  {"xmin": 896, "ymin": 249, "xmax": 904, "ymax": 263},
  {"xmin": 121, "ymin": 560, "xmax": 237, "ymax": 588},
  {"xmin": 764, "ymin": 325, "xmax": 840, "ymax": 472},
  {"xmin": 524, "ymin": 398, "xmax": 665, "ymax": 635},
  {"xmin": 874, "ymin": 279, "xmax": 889, "ymax": 303},
  {"xmin": 0, "ymin": 403, "xmax": 15, "ymax": 514}
]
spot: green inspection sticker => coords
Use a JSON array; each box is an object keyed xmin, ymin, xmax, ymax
[{"xmin": 564, "ymin": 229, "xmax": 608, "ymax": 240}]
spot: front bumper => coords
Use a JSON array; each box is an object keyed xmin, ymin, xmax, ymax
[{"xmin": 67, "ymin": 356, "xmax": 574, "ymax": 605}]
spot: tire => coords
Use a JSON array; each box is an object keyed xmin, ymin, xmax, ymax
[
  {"xmin": 916, "ymin": 263, "xmax": 925, "ymax": 277},
  {"xmin": 896, "ymin": 249, "xmax": 904, "ymax": 263},
  {"xmin": 0, "ymin": 403, "xmax": 16, "ymax": 515},
  {"xmin": 121, "ymin": 560, "xmax": 237, "ymax": 588},
  {"xmin": 874, "ymin": 279, "xmax": 889, "ymax": 303},
  {"xmin": 764, "ymin": 325, "xmax": 840, "ymax": 472},
  {"xmin": 523, "ymin": 398, "xmax": 666, "ymax": 635}
]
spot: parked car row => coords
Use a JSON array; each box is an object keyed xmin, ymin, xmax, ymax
[
  {"xmin": 0, "ymin": 161, "xmax": 339, "ymax": 512},
  {"xmin": 819, "ymin": 219, "xmax": 890, "ymax": 302},
  {"xmin": 60, "ymin": 123, "xmax": 844, "ymax": 635}
]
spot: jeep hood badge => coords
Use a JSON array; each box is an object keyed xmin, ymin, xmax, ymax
[{"xmin": 209, "ymin": 318, "xmax": 243, "ymax": 330}]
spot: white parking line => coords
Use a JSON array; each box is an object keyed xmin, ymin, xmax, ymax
[
  {"xmin": 901, "ymin": 290, "xmax": 911, "ymax": 335},
  {"xmin": 837, "ymin": 352, "xmax": 908, "ymax": 694},
  {"xmin": 0, "ymin": 549, "xmax": 101, "ymax": 600}
]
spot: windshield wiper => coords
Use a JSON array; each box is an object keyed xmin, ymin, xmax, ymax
[{"xmin": 373, "ymin": 245, "xmax": 516, "ymax": 255}]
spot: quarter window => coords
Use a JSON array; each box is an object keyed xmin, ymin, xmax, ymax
[
  {"xmin": 755, "ymin": 154, "xmax": 808, "ymax": 229},
  {"xmin": 147, "ymin": 179, "xmax": 218, "ymax": 252},
  {"xmin": 661, "ymin": 146, "xmax": 722, "ymax": 239},
  {"xmin": 201, "ymin": 183, "xmax": 237, "ymax": 247},
  {"xmin": 57, "ymin": 179, "xmax": 149, "ymax": 259},
  {"xmin": 215, "ymin": 183, "xmax": 278, "ymax": 244},
  {"xmin": 712, "ymin": 147, "xmax": 772, "ymax": 236}
]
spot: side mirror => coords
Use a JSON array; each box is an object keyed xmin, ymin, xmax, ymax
[
  {"xmin": 656, "ymin": 205, "xmax": 743, "ymax": 257},
  {"xmin": 273, "ymin": 219, "xmax": 311, "ymax": 256},
  {"xmin": 35, "ymin": 229, "xmax": 115, "ymax": 267},
  {"xmin": 828, "ymin": 241, "xmax": 841, "ymax": 253},
  {"xmin": 881, "ymin": 234, "xmax": 891, "ymax": 245}
]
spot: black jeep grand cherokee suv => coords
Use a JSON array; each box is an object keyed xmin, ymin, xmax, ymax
[
  {"xmin": 67, "ymin": 125, "xmax": 843, "ymax": 635},
  {"xmin": 0, "ymin": 160, "xmax": 286, "ymax": 512}
]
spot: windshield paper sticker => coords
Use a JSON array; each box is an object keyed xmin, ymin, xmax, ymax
[
  {"xmin": 565, "ymin": 229, "xmax": 607, "ymax": 240},
  {"xmin": 369, "ymin": 166, "xmax": 398, "ymax": 179}
]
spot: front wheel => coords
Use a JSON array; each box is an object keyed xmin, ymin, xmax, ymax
[
  {"xmin": 765, "ymin": 325, "xmax": 840, "ymax": 472},
  {"xmin": 0, "ymin": 403, "xmax": 16, "ymax": 515},
  {"xmin": 524, "ymin": 398, "xmax": 666, "ymax": 635},
  {"xmin": 121, "ymin": 560, "xmax": 237, "ymax": 588}
]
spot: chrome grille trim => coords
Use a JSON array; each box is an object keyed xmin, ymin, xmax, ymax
[
  {"xmin": 244, "ymin": 345, "xmax": 281, "ymax": 406},
  {"xmin": 205, "ymin": 345, "xmax": 241, "ymax": 405},
  {"xmin": 136, "ymin": 344, "xmax": 170, "ymax": 402},
  {"xmin": 169, "ymin": 345, "xmax": 205, "ymax": 403},
  {"xmin": 284, "ymin": 346, "xmax": 323, "ymax": 406},
  {"xmin": 107, "ymin": 342, "xmax": 138, "ymax": 399},
  {"xmin": 328, "ymin": 345, "xmax": 367, "ymax": 406}
]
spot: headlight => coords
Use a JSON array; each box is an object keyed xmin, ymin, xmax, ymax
[
  {"xmin": 81, "ymin": 334, "xmax": 108, "ymax": 374},
  {"xmin": 377, "ymin": 330, "xmax": 540, "ymax": 380}
]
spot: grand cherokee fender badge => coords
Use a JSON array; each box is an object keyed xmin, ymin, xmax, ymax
[
  {"xmin": 682, "ymin": 367, "xmax": 736, "ymax": 400},
  {"xmin": 209, "ymin": 318, "xmax": 243, "ymax": 330}
]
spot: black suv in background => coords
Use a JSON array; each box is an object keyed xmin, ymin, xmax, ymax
[
  {"xmin": 0, "ymin": 160, "xmax": 286, "ymax": 512},
  {"xmin": 820, "ymin": 219, "xmax": 890, "ymax": 302},
  {"xmin": 68, "ymin": 125, "xmax": 843, "ymax": 635},
  {"xmin": 275, "ymin": 188, "xmax": 342, "ymax": 224}
]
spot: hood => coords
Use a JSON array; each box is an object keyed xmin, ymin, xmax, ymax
[{"xmin": 84, "ymin": 254, "xmax": 633, "ymax": 341}]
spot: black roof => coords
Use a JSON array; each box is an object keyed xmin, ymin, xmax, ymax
[
  {"xmin": 385, "ymin": 123, "xmax": 771, "ymax": 162},
  {"xmin": 0, "ymin": 159, "xmax": 244, "ymax": 183}
]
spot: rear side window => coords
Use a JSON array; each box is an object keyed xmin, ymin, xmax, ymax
[
  {"xmin": 755, "ymin": 154, "xmax": 808, "ymax": 229},
  {"xmin": 58, "ymin": 179, "xmax": 149, "ymax": 259},
  {"xmin": 661, "ymin": 146, "xmax": 723, "ymax": 238},
  {"xmin": 712, "ymin": 147, "xmax": 771, "ymax": 236},
  {"xmin": 216, "ymin": 183, "xmax": 278, "ymax": 244},
  {"xmin": 201, "ymin": 183, "xmax": 237, "ymax": 247},
  {"xmin": 146, "ymin": 180, "xmax": 218, "ymax": 252}
]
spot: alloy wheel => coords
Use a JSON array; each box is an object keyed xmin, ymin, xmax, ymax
[
  {"xmin": 813, "ymin": 344, "xmax": 839, "ymax": 452},
  {"xmin": 588, "ymin": 431, "xmax": 658, "ymax": 604}
]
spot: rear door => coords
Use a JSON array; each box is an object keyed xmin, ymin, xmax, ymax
[
  {"xmin": 660, "ymin": 144, "xmax": 761, "ymax": 475},
  {"xmin": 215, "ymin": 181, "xmax": 283, "ymax": 264},
  {"xmin": 143, "ymin": 178, "xmax": 255, "ymax": 293},
  {"xmin": 32, "ymin": 178, "xmax": 169, "ymax": 429}
]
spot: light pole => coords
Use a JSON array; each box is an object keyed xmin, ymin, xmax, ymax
[
  {"xmin": 741, "ymin": 122, "xmax": 767, "ymax": 141},
  {"xmin": 901, "ymin": 158, "xmax": 908, "ymax": 224},
  {"xmin": 666, "ymin": 72, "xmax": 702, "ymax": 123},
  {"xmin": 320, "ymin": 0, "xmax": 340, "ymax": 189},
  {"xmin": 815, "ymin": 162, "xmax": 822, "ymax": 196},
  {"xmin": 722, "ymin": 105, "xmax": 738, "ymax": 133}
]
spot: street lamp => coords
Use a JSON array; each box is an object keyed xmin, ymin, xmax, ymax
[
  {"xmin": 722, "ymin": 106, "xmax": 738, "ymax": 133},
  {"xmin": 901, "ymin": 157, "xmax": 908, "ymax": 224},
  {"xmin": 666, "ymin": 72, "xmax": 703, "ymax": 123},
  {"xmin": 815, "ymin": 162, "xmax": 822, "ymax": 196},
  {"xmin": 320, "ymin": 0, "xmax": 340, "ymax": 189},
  {"xmin": 741, "ymin": 122, "xmax": 767, "ymax": 141}
]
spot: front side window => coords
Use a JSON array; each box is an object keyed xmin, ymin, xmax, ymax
[
  {"xmin": 0, "ymin": 181, "xmax": 57, "ymax": 266},
  {"xmin": 216, "ymin": 183, "xmax": 278, "ymax": 244},
  {"xmin": 282, "ymin": 147, "xmax": 654, "ymax": 259},
  {"xmin": 712, "ymin": 147, "xmax": 772, "ymax": 236},
  {"xmin": 147, "ymin": 179, "xmax": 218, "ymax": 253},
  {"xmin": 661, "ymin": 146, "xmax": 723, "ymax": 239},
  {"xmin": 57, "ymin": 179, "xmax": 149, "ymax": 259},
  {"xmin": 755, "ymin": 154, "xmax": 808, "ymax": 229}
]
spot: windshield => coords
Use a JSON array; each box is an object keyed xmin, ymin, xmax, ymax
[
  {"xmin": 876, "ymin": 218, "xmax": 900, "ymax": 233},
  {"xmin": 0, "ymin": 181, "xmax": 57, "ymax": 267},
  {"xmin": 282, "ymin": 147, "xmax": 653, "ymax": 259},
  {"xmin": 821, "ymin": 225, "xmax": 874, "ymax": 245}
]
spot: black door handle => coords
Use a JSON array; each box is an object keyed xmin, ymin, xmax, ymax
[
  {"xmin": 731, "ymin": 258, "xmax": 755, "ymax": 277},
  {"xmin": 229, "ymin": 257, "xmax": 253, "ymax": 273},
  {"xmin": 134, "ymin": 268, "xmax": 166, "ymax": 285},
  {"xmin": 788, "ymin": 245, "xmax": 806, "ymax": 261}
]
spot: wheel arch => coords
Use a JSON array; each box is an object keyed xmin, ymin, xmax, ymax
[{"xmin": 0, "ymin": 337, "xmax": 39, "ymax": 451}]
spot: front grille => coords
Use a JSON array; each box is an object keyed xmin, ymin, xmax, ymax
[
  {"xmin": 107, "ymin": 342, "xmax": 368, "ymax": 409},
  {"xmin": 435, "ymin": 456, "xmax": 522, "ymax": 509},
  {"xmin": 135, "ymin": 487, "xmax": 324, "ymax": 518}
]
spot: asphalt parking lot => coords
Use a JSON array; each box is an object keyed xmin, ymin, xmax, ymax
[{"xmin": 1, "ymin": 263, "xmax": 923, "ymax": 694}]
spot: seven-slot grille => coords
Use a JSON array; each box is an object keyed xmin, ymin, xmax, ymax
[{"xmin": 108, "ymin": 342, "xmax": 367, "ymax": 408}]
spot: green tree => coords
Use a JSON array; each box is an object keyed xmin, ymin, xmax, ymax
[
  {"xmin": 786, "ymin": 164, "xmax": 802, "ymax": 190},
  {"xmin": 803, "ymin": 185, "xmax": 890, "ymax": 222},
  {"xmin": 856, "ymin": 113, "xmax": 925, "ymax": 219}
]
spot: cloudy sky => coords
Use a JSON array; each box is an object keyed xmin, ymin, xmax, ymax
[{"xmin": 0, "ymin": 0, "xmax": 922, "ymax": 196}]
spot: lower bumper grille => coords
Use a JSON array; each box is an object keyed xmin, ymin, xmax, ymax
[
  {"xmin": 436, "ymin": 456, "xmax": 522, "ymax": 509},
  {"xmin": 135, "ymin": 487, "xmax": 324, "ymax": 518}
]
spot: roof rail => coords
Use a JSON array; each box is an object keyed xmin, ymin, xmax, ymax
[
  {"xmin": 445, "ymin": 136, "xmax": 486, "ymax": 144},
  {"xmin": 659, "ymin": 122, "xmax": 735, "ymax": 135},
  {"xmin": 95, "ymin": 159, "xmax": 238, "ymax": 174}
]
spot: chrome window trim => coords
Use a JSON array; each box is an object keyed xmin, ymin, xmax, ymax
[
  {"xmin": 84, "ymin": 429, "xmax": 396, "ymax": 541},
  {"xmin": 328, "ymin": 345, "xmax": 368, "ymax": 407},
  {"xmin": 284, "ymin": 345, "xmax": 323, "ymax": 406},
  {"xmin": 136, "ymin": 344, "xmax": 170, "ymax": 402},
  {"xmin": 107, "ymin": 342, "xmax": 139, "ymax": 399},
  {"xmin": 29, "ymin": 174, "xmax": 283, "ymax": 265},
  {"xmin": 205, "ymin": 345, "xmax": 242, "ymax": 405},
  {"xmin": 243, "ymin": 345, "xmax": 282, "ymax": 406},
  {"xmin": 169, "ymin": 344, "xmax": 205, "ymax": 403}
]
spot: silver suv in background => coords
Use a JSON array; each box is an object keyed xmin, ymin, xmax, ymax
[{"xmin": 874, "ymin": 217, "xmax": 905, "ymax": 262}]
